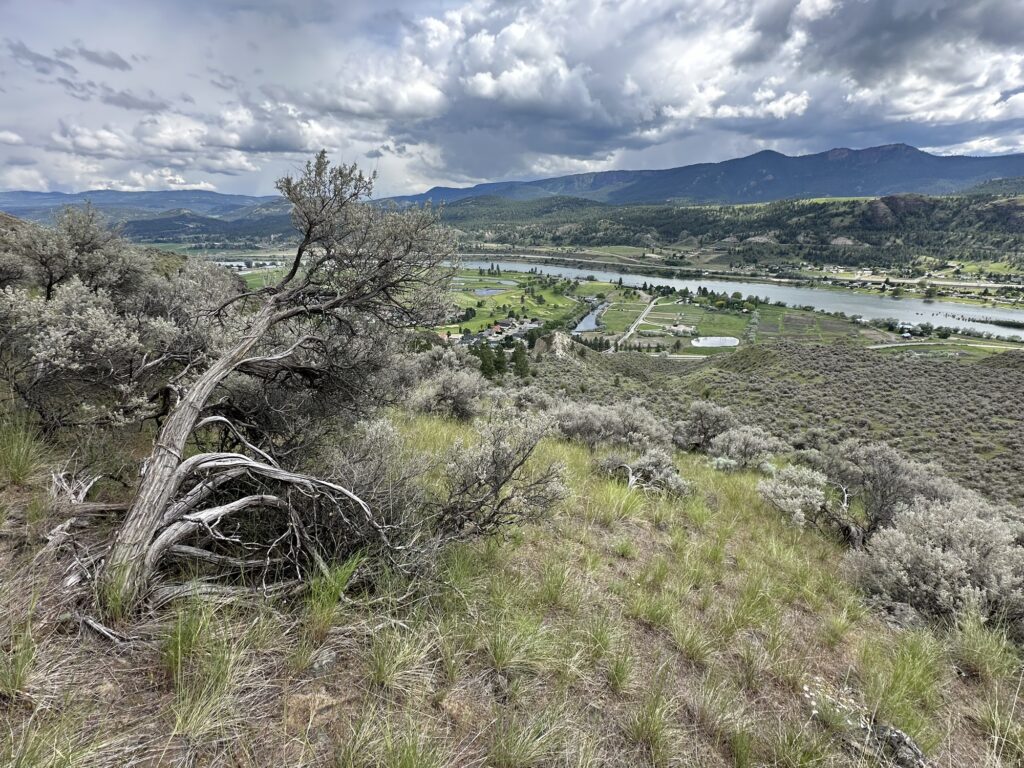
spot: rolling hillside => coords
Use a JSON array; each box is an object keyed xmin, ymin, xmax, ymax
[{"xmin": 2, "ymin": 145, "xmax": 1024, "ymax": 248}]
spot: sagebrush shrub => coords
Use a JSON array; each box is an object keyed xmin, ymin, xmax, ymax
[
  {"xmin": 673, "ymin": 400, "xmax": 737, "ymax": 452},
  {"xmin": 845, "ymin": 495, "xmax": 1024, "ymax": 638},
  {"xmin": 708, "ymin": 425, "xmax": 786, "ymax": 468},
  {"xmin": 598, "ymin": 448, "xmax": 691, "ymax": 496},
  {"xmin": 829, "ymin": 441, "xmax": 959, "ymax": 531},
  {"xmin": 411, "ymin": 368, "xmax": 487, "ymax": 420},
  {"xmin": 553, "ymin": 401, "xmax": 669, "ymax": 450},
  {"xmin": 758, "ymin": 465, "xmax": 827, "ymax": 527}
]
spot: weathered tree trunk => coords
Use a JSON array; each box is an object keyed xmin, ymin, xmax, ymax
[{"xmin": 100, "ymin": 304, "xmax": 277, "ymax": 615}]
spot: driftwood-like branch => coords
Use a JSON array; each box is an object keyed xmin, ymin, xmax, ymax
[
  {"xmin": 173, "ymin": 452, "xmax": 384, "ymax": 541},
  {"xmin": 167, "ymin": 544, "xmax": 286, "ymax": 570},
  {"xmin": 146, "ymin": 494, "xmax": 290, "ymax": 573},
  {"xmin": 149, "ymin": 579, "xmax": 305, "ymax": 609},
  {"xmin": 160, "ymin": 467, "xmax": 247, "ymax": 526},
  {"xmin": 192, "ymin": 416, "xmax": 279, "ymax": 467}
]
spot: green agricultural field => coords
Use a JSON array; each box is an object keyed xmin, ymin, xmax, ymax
[
  {"xmin": 601, "ymin": 302, "xmax": 649, "ymax": 333},
  {"xmin": 692, "ymin": 310, "xmax": 749, "ymax": 337},
  {"xmin": 753, "ymin": 305, "xmax": 882, "ymax": 344},
  {"xmin": 644, "ymin": 303, "xmax": 750, "ymax": 339},
  {"xmin": 573, "ymin": 280, "xmax": 621, "ymax": 296},
  {"xmin": 579, "ymin": 245, "xmax": 648, "ymax": 257}
]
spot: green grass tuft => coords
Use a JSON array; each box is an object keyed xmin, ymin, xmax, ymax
[
  {"xmin": 488, "ymin": 709, "xmax": 564, "ymax": 768},
  {"xmin": 950, "ymin": 611, "xmax": 1020, "ymax": 684},
  {"xmin": 858, "ymin": 630, "xmax": 949, "ymax": 750},
  {"xmin": 0, "ymin": 415, "xmax": 45, "ymax": 488},
  {"xmin": 622, "ymin": 671, "xmax": 677, "ymax": 767},
  {"xmin": 0, "ymin": 618, "xmax": 36, "ymax": 702}
]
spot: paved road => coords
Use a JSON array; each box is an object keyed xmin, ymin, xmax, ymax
[{"xmin": 616, "ymin": 298, "xmax": 659, "ymax": 346}]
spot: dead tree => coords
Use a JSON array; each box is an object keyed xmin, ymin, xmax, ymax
[{"xmin": 98, "ymin": 151, "xmax": 455, "ymax": 615}]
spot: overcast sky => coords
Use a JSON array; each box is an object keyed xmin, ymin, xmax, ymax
[{"xmin": 1, "ymin": 0, "xmax": 1023, "ymax": 197}]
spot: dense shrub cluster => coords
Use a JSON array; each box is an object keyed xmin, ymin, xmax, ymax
[
  {"xmin": 598, "ymin": 448, "xmax": 692, "ymax": 496},
  {"xmin": 758, "ymin": 440, "xmax": 1024, "ymax": 637},
  {"xmin": 761, "ymin": 440, "xmax": 960, "ymax": 545},
  {"xmin": 845, "ymin": 495, "xmax": 1024, "ymax": 638},
  {"xmin": 531, "ymin": 342, "xmax": 1024, "ymax": 504},
  {"xmin": 708, "ymin": 425, "xmax": 787, "ymax": 469},
  {"xmin": 758, "ymin": 465, "xmax": 828, "ymax": 527},
  {"xmin": 407, "ymin": 346, "xmax": 488, "ymax": 420},
  {"xmin": 552, "ymin": 401, "xmax": 669, "ymax": 450},
  {"xmin": 673, "ymin": 400, "xmax": 737, "ymax": 451}
]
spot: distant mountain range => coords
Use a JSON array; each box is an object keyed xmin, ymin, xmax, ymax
[
  {"xmin": 389, "ymin": 144, "xmax": 1024, "ymax": 206},
  {"xmin": 1, "ymin": 144, "xmax": 1023, "ymax": 243},
  {"xmin": 0, "ymin": 189, "xmax": 280, "ymax": 221}
]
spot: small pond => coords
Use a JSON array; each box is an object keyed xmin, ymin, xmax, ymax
[
  {"xmin": 691, "ymin": 336, "xmax": 740, "ymax": 348},
  {"xmin": 573, "ymin": 302, "xmax": 610, "ymax": 333},
  {"xmin": 474, "ymin": 288, "xmax": 505, "ymax": 296}
]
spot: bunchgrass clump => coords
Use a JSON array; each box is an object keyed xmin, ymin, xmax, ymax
[
  {"xmin": 612, "ymin": 538, "xmax": 637, "ymax": 560},
  {"xmin": 669, "ymin": 618, "xmax": 716, "ymax": 667},
  {"xmin": 481, "ymin": 617, "xmax": 547, "ymax": 678},
  {"xmin": 365, "ymin": 626, "xmax": 432, "ymax": 695},
  {"xmin": 689, "ymin": 676, "xmax": 750, "ymax": 752},
  {"xmin": 161, "ymin": 600, "xmax": 247, "ymax": 740},
  {"xmin": 622, "ymin": 675, "xmax": 677, "ymax": 767},
  {"xmin": 1, "ymin": 710, "xmax": 98, "ymax": 768},
  {"xmin": 488, "ymin": 709, "xmax": 564, "ymax": 768},
  {"xmin": 587, "ymin": 480, "xmax": 642, "ymax": 528},
  {"xmin": 535, "ymin": 560, "xmax": 579, "ymax": 612},
  {"xmin": 584, "ymin": 610, "xmax": 615, "ymax": 661},
  {"xmin": 0, "ymin": 617, "xmax": 35, "ymax": 703},
  {"xmin": 607, "ymin": 643, "xmax": 634, "ymax": 695},
  {"xmin": 304, "ymin": 555, "xmax": 362, "ymax": 645},
  {"xmin": 0, "ymin": 415, "xmax": 45, "ymax": 488},
  {"xmin": 821, "ymin": 609, "xmax": 855, "ymax": 649},
  {"xmin": 949, "ymin": 611, "xmax": 1020, "ymax": 684},
  {"xmin": 763, "ymin": 723, "xmax": 833, "ymax": 768},
  {"xmin": 626, "ymin": 590, "xmax": 676, "ymax": 630},
  {"xmin": 975, "ymin": 686, "xmax": 1024, "ymax": 766},
  {"xmin": 376, "ymin": 717, "xmax": 452, "ymax": 768},
  {"xmin": 858, "ymin": 630, "xmax": 948, "ymax": 749}
]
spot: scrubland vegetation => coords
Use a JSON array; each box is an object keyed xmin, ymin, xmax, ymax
[
  {"xmin": 448, "ymin": 192, "xmax": 1024, "ymax": 276},
  {"xmin": 1, "ymin": 152, "xmax": 1023, "ymax": 767}
]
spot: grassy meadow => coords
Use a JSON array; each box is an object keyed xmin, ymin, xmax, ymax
[{"xmin": 2, "ymin": 411, "xmax": 1021, "ymax": 766}]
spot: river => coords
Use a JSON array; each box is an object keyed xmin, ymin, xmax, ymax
[{"xmin": 461, "ymin": 260, "xmax": 1024, "ymax": 339}]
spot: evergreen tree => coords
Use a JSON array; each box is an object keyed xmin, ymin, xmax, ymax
[
  {"xmin": 512, "ymin": 341, "xmax": 530, "ymax": 378},
  {"xmin": 493, "ymin": 347, "xmax": 508, "ymax": 376},
  {"xmin": 475, "ymin": 343, "xmax": 496, "ymax": 378}
]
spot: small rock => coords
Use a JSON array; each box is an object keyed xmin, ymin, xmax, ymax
[{"xmin": 310, "ymin": 648, "xmax": 337, "ymax": 674}]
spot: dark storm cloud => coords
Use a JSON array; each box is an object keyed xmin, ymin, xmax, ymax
[
  {"xmin": 799, "ymin": 0, "xmax": 1024, "ymax": 80},
  {"xmin": 1, "ymin": 0, "xmax": 1023, "ymax": 194},
  {"xmin": 6, "ymin": 39, "xmax": 77, "ymax": 75},
  {"xmin": 72, "ymin": 44, "xmax": 133, "ymax": 71},
  {"xmin": 100, "ymin": 87, "xmax": 169, "ymax": 111},
  {"xmin": 732, "ymin": 0, "xmax": 798, "ymax": 65}
]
